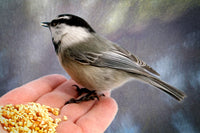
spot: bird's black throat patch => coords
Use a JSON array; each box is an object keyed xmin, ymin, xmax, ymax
[{"xmin": 52, "ymin": 38, "xmax": 61, "ymax": 54}]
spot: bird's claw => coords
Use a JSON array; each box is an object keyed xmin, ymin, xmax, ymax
[{"xmin": 65, "ymin": 85, "xmax": 105, "ymax": 104}]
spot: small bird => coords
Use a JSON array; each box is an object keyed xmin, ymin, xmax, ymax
[{"xmin": 41, "ymin": 14, "xmax": 186, "ymax": 104}]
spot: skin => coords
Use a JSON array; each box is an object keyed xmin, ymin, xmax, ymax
[{"xmin": 0, "ymin": 74, "xmax": 118, "ymax": 133}]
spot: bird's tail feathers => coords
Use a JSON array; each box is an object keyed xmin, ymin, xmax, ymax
[{"xmin": 136, "ymin": 75, "xmax": 186, "ymax": 101}]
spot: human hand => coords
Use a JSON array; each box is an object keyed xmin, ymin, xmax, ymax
[{"xmin": 0, "ymin": 74, "xmax": 118, "ymax": 133}]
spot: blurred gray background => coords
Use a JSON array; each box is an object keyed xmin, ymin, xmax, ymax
[{"xmin": 0, "ymin": 0, "xmax": 200, "ymax": 133}]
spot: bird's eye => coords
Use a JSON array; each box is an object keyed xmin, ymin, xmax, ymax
[{"xmin": 51, "ymin": 22, "xmax": 57, "ymax": 27}]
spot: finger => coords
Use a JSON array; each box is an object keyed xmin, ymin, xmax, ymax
[
  {"xmin": 76, "ymin": 97, "xmax": 118, "ymax": 133},
  {"xmin": 36, "ymin": 79, "xmax": 78, "ymax": 108},
  {"xmin": 0, "ymin": 74, "xmax": 66, "ymax": 105},
  {"xmin": 56, "ymin": 121, "xmax": 82, "ymax": 133}
]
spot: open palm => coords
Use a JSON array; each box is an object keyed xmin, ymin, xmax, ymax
[{"xmin": 0, "ymin": 74, "xmax": 118, "ymax": 133}]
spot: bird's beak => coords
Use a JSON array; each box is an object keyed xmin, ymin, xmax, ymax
[{"xmin": 41, "ymin": 22, "xmax": 50, "ymax": 27}]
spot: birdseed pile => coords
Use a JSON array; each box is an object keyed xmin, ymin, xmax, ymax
[{"xmin": 0, "ymin": 102, "xmax": 67, "ymax": 133}]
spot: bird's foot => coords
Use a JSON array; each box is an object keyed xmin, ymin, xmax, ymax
[
  {"xmin": 65, "ymin": 85, "xmax": 105, "ymax": 104},
  {"xmin": 72, "ymin": 85, "xmax": 92, "ymax": 96}
]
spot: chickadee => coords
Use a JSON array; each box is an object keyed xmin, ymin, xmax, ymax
[{"xmin": 41, "ymin": 14, "xmax": 186, "ymax": 104}]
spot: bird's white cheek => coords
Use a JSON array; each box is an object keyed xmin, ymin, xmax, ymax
[
  {"xmin": 51, "ymin": 29, "xmax": 62, "ymax": 44},
  {"xmin": 61, "ymin": 26, "xmax": 92, "ymax": 47}
]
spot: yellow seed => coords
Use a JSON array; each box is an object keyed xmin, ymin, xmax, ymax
[
  {"xmin": 55, "ymin": 118, "xmax": 62, "ymax": 123},
  {"xmin": 63, "ymin": 116, "xmax": 68, "ymax": 121},
  {"xmin": 18, "ymin": 121, "xmax": 23, "ymax": 126},
  {"xmin": 35, "ymin": 127, "xmax": 40, "ymax": 131}
]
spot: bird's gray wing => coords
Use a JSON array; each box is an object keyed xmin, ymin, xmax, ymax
[
  {"xmin": 112, "ymin": 44, "xmax": 160, "ymax": 76},
  {"xmin": 69, "ymin": 49, "xmax": 154, "ymax": 76}
]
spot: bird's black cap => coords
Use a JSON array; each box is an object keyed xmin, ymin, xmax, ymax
[{"xmin": 51, "ymin": 14, "xmax": 95, "ymax": 33}]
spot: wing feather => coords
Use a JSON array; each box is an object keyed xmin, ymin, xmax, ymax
[
  {"xmin": 70, "ymin": 50, "xmax": 153, "ymax": 76},
  {"xmin": 112, "ymin": 44, "xmax": 160, "ymax": 76}
]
